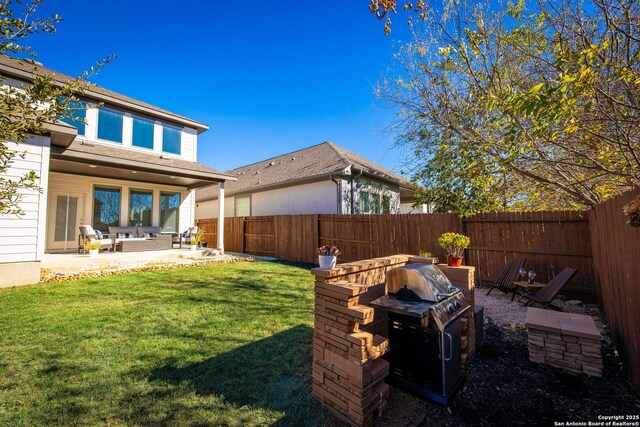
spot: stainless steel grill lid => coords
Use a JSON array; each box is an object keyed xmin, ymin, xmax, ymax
[{"xmin": 386, "ymin": 263, "xmax": 459, "ymax": 302}]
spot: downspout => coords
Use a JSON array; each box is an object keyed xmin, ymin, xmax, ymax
[
  {"xmin": 330, "ymin": 175, "xmax": 341, "ymax": 214},
  {"xmin": 350, "ymin": 168, "xmax": 363, "ymax": 214}
]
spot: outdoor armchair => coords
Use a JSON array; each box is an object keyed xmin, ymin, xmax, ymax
[
  {"xmin": 78, "ymin": 225, "xmax": 114, "ymax": 254},
  {"xmin": 518, "ymin": 267, "xmax": 578, "ymax": 309},
  {"xmin": 485, "ymin": 258, "xmax": 526, "ymax": 301},
  {"xmin": 172, "ymin": 226, "xmax": 198, "ymax": 249}
]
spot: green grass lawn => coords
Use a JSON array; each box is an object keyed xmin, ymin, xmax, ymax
[{"xmin": 0, "ymin": 261, "xmax": 328, "ymax": 426}]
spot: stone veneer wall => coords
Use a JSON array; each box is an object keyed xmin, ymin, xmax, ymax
[
  {"xmin": 311, "ymin": 255, "xmax": 476, "ymax": 426},
  {"xmin": 526, "ymin": 307, "xmax": 603, "ymax": 377}
]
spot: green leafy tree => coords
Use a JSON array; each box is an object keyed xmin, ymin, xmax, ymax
[
  {"xmin": 377, "ymin": 0, "xmax": 640, "ymax": 211},
  {"xmin": 0, "ymin": 0, "xmax": 111, "ymax": 215}
]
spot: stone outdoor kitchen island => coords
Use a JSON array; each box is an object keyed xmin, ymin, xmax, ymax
[{"xmin": 311, "ymin": 255, "xmax": 476, "ymax": 426}]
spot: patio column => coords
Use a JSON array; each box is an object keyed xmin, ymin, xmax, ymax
[{"xmin": 217, "ymin": 182, "xmax": 224, "ymax": 252}]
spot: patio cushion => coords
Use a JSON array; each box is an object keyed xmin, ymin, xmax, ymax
[
  {"xmin": 109, "ymin": 226, "xmax": 138, "ymax": 238},
  {"xmin": 137, "ymin": 226, "xmax": 162, "ymax": 238}
]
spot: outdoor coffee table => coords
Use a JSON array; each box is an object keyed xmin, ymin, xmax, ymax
[{"xmin": 514, "ymin": 281, "xmax": 545, "ymax": 302}]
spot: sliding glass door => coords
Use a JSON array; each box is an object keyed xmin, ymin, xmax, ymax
[
  {"xmin": 93, "ymin": 186, "xmax": 121, "ymax": 233},
  {"xmin": 160, "ymin": 192, "xmax": 181, "ymax": 233}
]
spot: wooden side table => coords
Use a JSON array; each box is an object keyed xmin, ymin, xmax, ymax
[{"xmin": 514, "ymin": 280, "xmax": 545, "ymax": 302}]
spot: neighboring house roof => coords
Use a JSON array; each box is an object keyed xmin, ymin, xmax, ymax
[
  {"xmin": 196, "ymin": 141, "xmax": 413, "ymax": 202},
  {"xmin": 0, "ymin": 55, "xmax": 208, "ymax": 134},
  {"xmin": 51, "ymin": 141, "xmax": 235, "ymax": 189}
]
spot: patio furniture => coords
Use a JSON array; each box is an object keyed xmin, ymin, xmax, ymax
[
  {"xmin": 513, "ymin": 280, "xmax": 546, "ymax": 301},
  {"xmin": 108, "ymin": 226, "xmax": 172, "ymax": 252},
  {"xmin": 485, "ymin": 258, "xmax": 526, "ymax": 301},
  {"xmin": 172, "ymin": 226, "xmax": 198, "ymax": 249},
  {"xmin": 78, "ymin": 225, "xmax": 114, "ymax": 254},
  {"xmin": 518, "ymin": 267, "xmax": 578, "ymax": 309}
]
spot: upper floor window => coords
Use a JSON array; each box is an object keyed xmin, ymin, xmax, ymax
[
  {"xmin": 97, "ymin": 107, "xmax": 123, "ymax": 143},
  {"xmin": 132, "ymin": 116, "xmax": 154, "ymax": 149},
  {"xmin": 59, "ymin": 100, "xmax": 87, "ymax": 136},
  {"xmin": 162, "ymin": 124, "xmax": 181, "ymax": 154}
]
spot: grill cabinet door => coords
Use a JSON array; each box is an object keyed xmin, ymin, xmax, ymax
[{"xmin": 387, "ymin": 315, "xmax": 443, "ymax": 394}]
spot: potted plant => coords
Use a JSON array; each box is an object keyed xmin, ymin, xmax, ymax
[
  {"xmin": 316, "ymin": 244, "xmax": 341, "ymax": 270},
  {"xmin": 437, "ymin": 232, "xmax": 470, "ymax": 267},
  {"xmin": 190, "ymin": 228, "xmax": 205, "ymax": 251},
  {"xmin": 85, "ymin": 241, "xmax": 101, "ymax": 258}
]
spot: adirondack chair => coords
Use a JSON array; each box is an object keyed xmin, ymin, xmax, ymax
[
  {"xmin": 519, "ymin": 267, "xmax": 578, "ymax": 309},
  {"xmin": 485, "ymin": 258, "xmax": 526, "ymax": 301}
]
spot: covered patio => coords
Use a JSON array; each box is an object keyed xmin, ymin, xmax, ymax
[{"xmin": 46, "ymin": 140, "xmax": 234, "ymax": 255}]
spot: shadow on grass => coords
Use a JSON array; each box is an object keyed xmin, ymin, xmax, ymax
[{"xmin": 150, "ymin": 324, "xmax": 325, "ymax": 426}]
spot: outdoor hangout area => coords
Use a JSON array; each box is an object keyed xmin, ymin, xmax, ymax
[
  {"xmin": 2, "ymin": 0, "xmax": 640, "ymax": 425},
  {"xmin": 0, "ymin": 256, "xmax": 637, "ymax": 426},
  {"xmin": 0, "ymin": 190, "xmax": 637, "ymax": 426}
]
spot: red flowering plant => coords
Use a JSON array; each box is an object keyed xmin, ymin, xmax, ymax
[{"xmin": 316, "ymin": 244, "xmax": 341, "ymax": 256}]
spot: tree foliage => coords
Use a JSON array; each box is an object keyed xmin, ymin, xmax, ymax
[
  {"xmin": 377, "ymin": 0, "xmax": 640, "ymax": 213},
  {"xmin": 0, "ymin": 0, "xmax": 110, "ymax": 215}
]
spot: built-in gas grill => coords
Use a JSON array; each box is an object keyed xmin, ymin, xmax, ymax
[{"xmin": 371, "ymin": 263, "xmax": 470, "ymax": 405}]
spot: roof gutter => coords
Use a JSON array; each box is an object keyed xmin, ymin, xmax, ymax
[{"xmin": 330, "ymin": 174, "xmax": 342, "ymax": 214}]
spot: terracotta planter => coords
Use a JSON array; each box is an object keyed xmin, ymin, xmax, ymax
[
  {"xmin": 318, "ymin": 255, "xmax": 337, "ymax": 270},
  {"xmin": 447, "ymin": 256, "xmax": 463, "ymax": 267}
]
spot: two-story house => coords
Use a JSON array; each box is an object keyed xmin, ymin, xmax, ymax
[{"xmin": 0, "ymin": 55, "xmax": 234, "ymax": 287}]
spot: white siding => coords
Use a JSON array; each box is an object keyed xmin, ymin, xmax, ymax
[
  {"xmin": 251, "ymin": 181, "xmax": 338, "ymax": 216},
  {"xmin": 195, "ymin": 196, "xmax": 235, "ymax": 219},
  {"xmin": 179, "ymin": 190, "xmax": 195, "ymax": 232},
  {"xmin": 195, "ymin": 181, "xmax": 339, "ymax": 218},
  {"xmin": 0, "ymin": 136, "xmax": 50, "ymax": 263},
  {"xmin": 181, "ymin": 127, "xmax": 197, "ymax": 162},
  {"xmin": 399, "ymin": 203, "xmax": 430, "ymax": 214}
]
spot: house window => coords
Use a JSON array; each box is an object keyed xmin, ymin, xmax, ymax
[
  {"xmin": 371, "ymin": 194, "xmax": 381, "ymax": 214},
  {"xmin": 383, "ymin": 195, "xmax": 391, "ymax": 214},
  {"xmin": 359, "ymin": 192, "xmax": 370, "ymax": 214},
  {"xmin": 59, "ymin": 99, "xmax": 86, "ymax": 136},
  {"xmin": 132, "ymin": 116, "xmax": 154, "ymax": 149},
  {"xmin": 235, "ymin": 196, "xmax": 250, "ymax": 217},
  {"xmin": 129, "ymin": 189, "xmax": 153, "ymax": 227},
  {"xmin": 160, "ymin": 192, "xmax": 181, "ymax": 233},
  {"xmin": 97, "ymin": 107, "xmax": 123, "ymax": 143},
  {"xmin": 93, "ymin": 186, "xmax": 121, "ymax": 232},
  {"xmin": 162, "ymin": 124, "xmax": 181, "ymax": 154}
]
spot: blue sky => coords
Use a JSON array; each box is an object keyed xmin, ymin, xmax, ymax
[{"xmin": 25, "ymin": 1, "xmax": 414, "ymax": 173}]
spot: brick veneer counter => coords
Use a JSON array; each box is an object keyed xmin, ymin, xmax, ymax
[
  {"xmin": 311, "ymin": 255, "xmax": 476, "ymax": 426},
  {"xmin": 526, "ymin": 307, "xmax": 603, "ymax": 377}
]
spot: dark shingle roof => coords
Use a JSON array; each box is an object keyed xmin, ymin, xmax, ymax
[
  {"xmin": 0, "ymin": 55, "xmax": 208, "ymax": 133},
  {"xmin": 55, "ymin": 141, "xmax": 233, "ymax": 179},
  {"xmin": 196, "ymin": 142, "xmax": 412, "ymax": 202}
]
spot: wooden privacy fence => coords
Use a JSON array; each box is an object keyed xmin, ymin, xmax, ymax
[
  {"xmin": 197, "ymin": 214, "xmax": 461, "ymax": 264},
  {"xmin": 198, "ymin": 200, "xmax": 640, "ymax": 394},
  {"xmin": 588, "ymin": 189, "xmax": 640, "ymax": 394},
  {"xmin": 197, "ymin": 212, "xmax": 595, "ymax": 300},
  {"xmin": 463, "ymin": 211, "xmax": 595, "ymax": 301}
]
